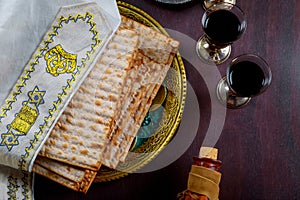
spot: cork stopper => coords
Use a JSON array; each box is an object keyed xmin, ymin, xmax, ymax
[{"xmin": 199, "ymin": 147, "xmax": 218, "ymax": 160}]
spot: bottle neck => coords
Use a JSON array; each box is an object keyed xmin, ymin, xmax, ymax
[{"xmin": 193, "ymin": 157, "xmax": 222, "ymax": 172}]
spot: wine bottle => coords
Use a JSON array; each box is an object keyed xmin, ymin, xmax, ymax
[{"xmin": 178, "ymin": 147, "xmax": 222, "ymax": 200}]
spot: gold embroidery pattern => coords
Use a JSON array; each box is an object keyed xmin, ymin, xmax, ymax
[
  {"xmin": 10, "ymin": 105, "xmax": 38, "ymax": 135},
  {"xmin": 7, "ymin": 176, "xmax": 20, "ymax": 200},
  {"xmin": 17, "ymin": 12, "xmax": 102, "ymax": 170},
  {"xmin": 0, "ymin": 12, "xmax": 101, "ymax": 120},
  {"xmin": 0, "ymin": 9, "xmax": 102, "ymax": 200},
  {"xmin": 0, "ymin": 65, "xmax": 36, "ymax": 121},
  {"xmin": 45, "ymin": 44, "xmax": 77, "ymax": 77},
  {"xmin": 6, "ymin": 172, "xmax": 32, "ymax": 200},
  {"xmin": 0, "ymin": 86, "xmax": 45, "ymax": 151},
  {"xmin": 21, "ymin": 171, "xmax": 32, "ymax": 200}
]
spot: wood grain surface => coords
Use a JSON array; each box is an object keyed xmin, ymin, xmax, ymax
[{"xmin": 34, "ymin": 0, "xmax": 300, "ymax": 199}]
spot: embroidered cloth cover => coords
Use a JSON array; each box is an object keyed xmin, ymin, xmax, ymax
[{"xmin": 0, "ymin": 0, "xmax": 120, "ymax": 199}]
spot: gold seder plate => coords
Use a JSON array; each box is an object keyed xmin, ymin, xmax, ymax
[{"xmin": 94, "ymin": 1, "xmax": 187, "ymax": 182}]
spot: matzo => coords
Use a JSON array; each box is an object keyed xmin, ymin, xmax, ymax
[
  {"xmin": 37, "ymin": 28, "xmax": 139, "ymax": 171},
  {"xmin": 99, "ymin": 52, "xmax": 153, "ymax": 168},
  {"xmin": 99, "ymin": 16, "xmax": 180, "ymax": 168},
  {"xmin": 120, "ymin": 16, "xmax": 179, "ymax": 64},
  {"xmin": 33, "ymin": 157, "xmax": 96, "ymax": 193},
  {"xmin": 35, "ymin": 16, "xmax": 180, "ymax": 192},
  {"xmin": 100, "ymin": 52, "xmax": 172, "ymax": 168}
]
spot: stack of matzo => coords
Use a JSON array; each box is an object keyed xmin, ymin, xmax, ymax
[{"xmin": 33, "ymin": 16, "xmax": 180, "ymax": 193}]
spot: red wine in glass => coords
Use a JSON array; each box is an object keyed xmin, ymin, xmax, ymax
[
  {"xmin": 196, "ymin": 3, "xmax": 246, "ymax": 65},
  {"xmin": 228, "ymin": 61, "xmax": 266, "ymax": 97},
  {"xmin": 203, "ymin": 9, "xmax": 244, "ymax": 46},
  {"xmin": 217, "ymin": 54, "xmax": 272, "ymax": 109}
]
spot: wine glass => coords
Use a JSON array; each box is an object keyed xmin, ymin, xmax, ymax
[
  {"xmin": 196, "ymin": 2, "xmax": 246, "ymax": 64},
  {"xmin": 202, "ymin": 0, "xmax": 236, "ymax": 10},
  {"xmin": 216, "ymin": 54, "xmax": 272, "ymax": 109}
]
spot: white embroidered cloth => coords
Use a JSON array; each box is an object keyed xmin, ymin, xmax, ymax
[{"xmin": 0, "ymin": 0, "xmax": 120, "ymax": 199}]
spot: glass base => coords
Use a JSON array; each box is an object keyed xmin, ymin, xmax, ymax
[
  {"xmin": 216, "ymin": 77, "xmax": 251, "ymax": 109},
  {"xmin": 202, "ymin": 0, "xmax": 236, "ymax": 10},
  {"xmin": 196, "ymin": 35, "xmax": 231, "ymax": 65}
]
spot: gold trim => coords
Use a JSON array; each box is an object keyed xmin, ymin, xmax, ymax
[
  {"xmin": 44, "ymin": 45, "xmax": 77, "ymax": 77},
  {"xmin": 94, "ymin": 1, "xmax": 187, "ymax": 182},
  {"xmin": 149, "ymin": 86, "xmax": 168, "ymax": 112}
]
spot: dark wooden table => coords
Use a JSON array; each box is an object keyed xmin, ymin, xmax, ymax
[{"xmin": 35, "ymin": 0, "xmax": 300, "ymax": 199}]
